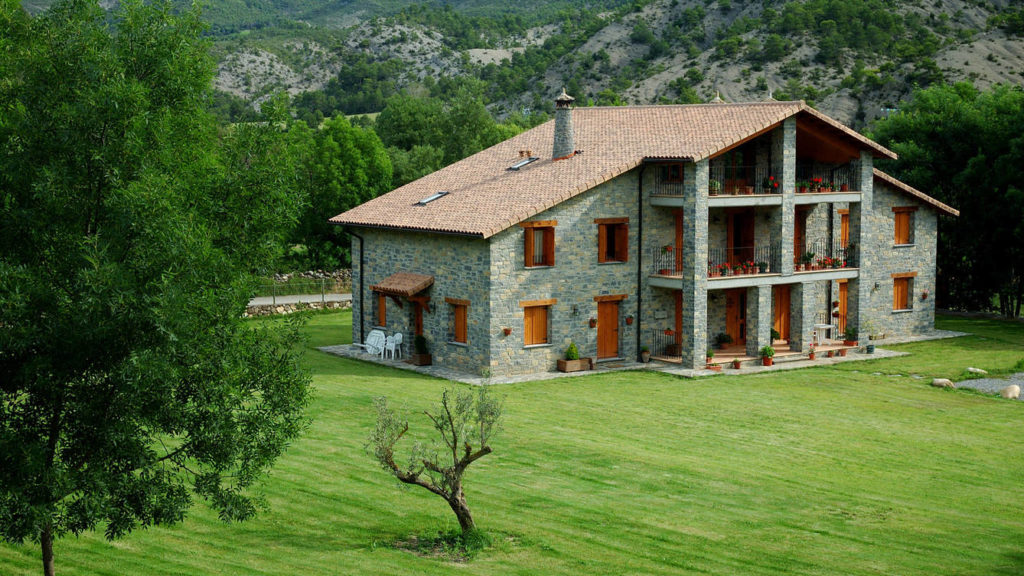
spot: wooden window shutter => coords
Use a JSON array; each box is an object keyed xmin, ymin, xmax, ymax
[
  {"xmin": 524, "ymin": 227, "xmax": 534, "ymax": 267},
  {"xmin": 543, "ymin": 227, "xmax": 555, "ymax": 266},
  {"xmin": 894, "ymin": 211, "xmax": 911, "ymax": 244},
  {"xmin": 614, "ymin": 223, "xmax": 629, "ymax": 262},
  {"xmin": 535, "ymin": 306, "xmax": 548, "ymax": 344},
  {"xmin": 597, "ymin": 224, "xmax": 608, "ymax": 263},
  {"xmin": 893, "ymin": 278, "xmax": 909, "ymax": 310},
  {"xmin": 454, "ymin": 304, "xmax": 467, "ymax": 343},
  {"xmin": 524, "ymin": 307, "xmax": 535, "ymax": 344}
]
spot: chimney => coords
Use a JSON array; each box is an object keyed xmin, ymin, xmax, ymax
[{"xmin": 552, "ymin": 88, "xmax": 575, "ymax": 160}]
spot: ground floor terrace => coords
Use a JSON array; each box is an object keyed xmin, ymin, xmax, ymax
[{"xmin": 647, "ymin": 273, "xmax": 860, "ymax": 369}]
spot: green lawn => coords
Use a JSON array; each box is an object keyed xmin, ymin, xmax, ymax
[{"xmin": 3, "ymin": 313, "xmax": 1023, "ymax": 575}]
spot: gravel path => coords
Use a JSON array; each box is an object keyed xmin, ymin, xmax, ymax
[{"xmin": 955, "ymin": 372, "xmax": 1024, "ymax": 400}]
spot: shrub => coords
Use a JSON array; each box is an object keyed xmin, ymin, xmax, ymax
[{"xmin": 565, "ymin": 341, "xmax": 580, "ymax": 360}]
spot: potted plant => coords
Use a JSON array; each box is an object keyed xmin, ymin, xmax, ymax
[
  {"xmin": 770, "ymin": 328, "xmax": 781, "ymax": 342},
  {"xmin": 757, "ymin": 261, "xmax": 769, "ymax": 274},
  {"xmin": 762, "ymin": 175, "xmax": 780, "ymax": 194},
  {"xmin": 715, "ymin": 332, "xmax": 733, "ymax": 349},
  {"xmin": 589, "ymin": 318, "xmax": 598, "ymax": 328},
  {"xmin": 798, "ymin": 181, "xmax": 809, "ymax": 193},
  {"xmin": 801, "ymin": 252, "xmax": 815, "ymax": 270},
  {"xmin": 706, "ymin": 348, "xmax": 714, "ymax": 363},
  {"xmin": 732, "ymin": 358, "xmax": 742, "ymax": 369},
  {"xmin": 709, "ymin": 179, "xmax": 721, "ymax": 196},
  {"xmin": 558, "ymin": 341, "xmax": 592, "ymax": 372},
  {"xmin": 411, "ymin": 334, "xmax": 432, "ymax": 366},
  {"xmin": 842, "ymin": 326, "xmax": 858, "ymax": 346},
  {"xmin": 808, "ymin": 343, "xmax": 816, "ymax": 360},
  {"xmin": 640, "ymin": 345, "xmax": 651, "ymax": 363},
  {"xmin": 760, "ymin": 345, "xmax": 775, "ymax": 366},
  {"xmin": 827, "ymin": 349, "xmax": 835, "ymax": 358},
  {"xmin": 838, "ymin": 348, "xmax": 848, "ymax": 357},
  {"xmin": 839, "ymin": 182, "xmax": 849, "ymax": 192}
]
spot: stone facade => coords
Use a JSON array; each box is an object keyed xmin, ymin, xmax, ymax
[
  {"xmin": 858, "ymin": 181, "xmax": 939, "ymax": 339},
  {"xmin": 353, "ymin": 229, "xmax": 491, "ymax": 375}
]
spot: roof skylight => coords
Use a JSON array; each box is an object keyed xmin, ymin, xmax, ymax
[
  {"xmin": 415, "ymin": 191, "xmax": 449, "ymax": 206},
  {"xmin": 507, "ymin": 157, "xmax": 539, "ymax": 171}
]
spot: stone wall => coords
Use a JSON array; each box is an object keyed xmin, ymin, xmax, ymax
[
  {"xmin": 245, "ymin": 300, "xmax": 351, "ymax": 317},
  {"xmin": 859, "ymin": 181, "xmax": 939, "ymax": 338},
  {"xmin": 353, "ymin": 228, "xmax": 491, "ymax": 375},
  {"xmin": 488, "ymin": 170, "xmax": 643, "ymax": 377}
]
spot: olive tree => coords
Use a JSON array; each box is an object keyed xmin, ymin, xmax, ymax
[{"xmin": 369, "ymin": 387, "xmax": 502, "ymax": 533}]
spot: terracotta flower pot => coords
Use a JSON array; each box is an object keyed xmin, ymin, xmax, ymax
[
  {"xmin": 762, "ymin": 357, "xmax": 773, "ymax": 366},
  {"xmin": 838, "ymin": 349, "xmax": 847, "ymax": 357},
  {"xmin": 808, "ymin": 351, "xmax": 816, "ymax": 360},
  {"xmin": 732, "ymin": 359, "xmax": 742, "ymax": 369}
]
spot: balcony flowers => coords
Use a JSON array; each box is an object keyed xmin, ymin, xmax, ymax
[
  {"xmin": 717, "ymin": 262, "xmax": 731, "ymax": 276},
  {"xmin": 811, "ymin": 177, "xmax": 824, "ymax": 192},
  {"xmin": 762, "ymin": 176, "xmax": 780, "ymax": 193},
  {"xmin": 798, "ymin": 181, "xmax": 809, "ymax": 193},
  {"xmin": 662, "ymin": 244, "xmax": 673, "ymax": 254}
]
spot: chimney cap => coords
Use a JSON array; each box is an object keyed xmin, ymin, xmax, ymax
[
  {"xmin": 555, "ymin": 87, "xmax": 575, "ymax": 107},
  {"xmin": 710, "ymin": 90, "xmax": 724, "ymax": 103}
]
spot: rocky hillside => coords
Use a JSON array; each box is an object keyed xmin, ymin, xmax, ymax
[{"xmin": 26, "ymin": 0, "xmax": 1024, "ymax": 127}]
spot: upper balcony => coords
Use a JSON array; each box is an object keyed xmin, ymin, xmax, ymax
[{"xmin": 794, "ymin": 161, "xmax": 863, "ymax": 205}]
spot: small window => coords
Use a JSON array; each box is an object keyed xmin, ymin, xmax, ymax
[
  {"xmin": 376, "ymin": 293, "xmax": 387, "ymax": 327},
  {"xmin": 416, "ymin": 191, "xmax": 449, "ymax": 205},
  {"xmin": 893, "ymin": 207, "xmax": 917, "ymax": 245},
  {"xmin": 662, "ymin": 163, "xmax": 684, "ymax": 183},
  {"xmin": 446, "ymin": 298, "xmax": 469, "ymax": 344},
  {"xmin": 521, "ymin": 221, "xmax": 556, "ymax": 268},
  {"xmin": 596, "ymin": 218, "xmax": 629, "ymax": 263},
  {"xmin": 523, "ymin": 305, "xmax": 549, "ymax": 346},
  {"xmin": 520, "ymin": 298, "xmax": 555, "ymax": 346},
  {"xmin": 893, "ymin": 275, "xmax": 914, "ymax": 311}
]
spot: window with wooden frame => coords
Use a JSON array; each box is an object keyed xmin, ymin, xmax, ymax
[
  {"xmin": 521, "ymin": 221, "xmax": 556, "ymax": 268},
  {"xmin": 445, "ymin": 298, "xmax": 469, "ymax": 344},
  {"xmin": 596, "ymin": 218, "xmax": 629, "ymax": 263},
  {"xmin": 661, "ymin": 163, "xmax": 684, "ymax": 183},
  {"xmin": 374, "ymin": 293, "xmax": 387, "ymax": 327},
  {"xmin": 893, "ymin": 206, "xmax": 917, "ymax": 245},
  {"xmin": 520, "ymin": 298, "xmax": 555, "ymax": 346},
  {"xmin": 892, "ymin": 272, "xmax": 917, "ymax": 311}
]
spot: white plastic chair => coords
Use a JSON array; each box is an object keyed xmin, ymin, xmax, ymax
[
  {"xmin": 384, "ymin": 332, "xmax": 403, "ymax": 360},
  {"xmin": 353, "ymin": 329, "xmax": 386, "ymax": 356}
]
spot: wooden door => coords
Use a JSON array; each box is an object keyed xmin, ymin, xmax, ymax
[
  {"xmin": 794, "ymin": 208, "xmax": 808, "ymax": 264},
  {"xmin": 597, "ymin": 301, "xmax": 620, "ymax": 359},
  {"xmin": 839, "ymin": 210, "xmax": 850, "ymax": 247},
  {"xmin": 773, "ymin": 285, "xmax": 791, "ymax": 342},
  {"xmin": 725, "ymin": 289, "xmax": 746, "ymax": 345},
  {"xmin": 837, "ymin": 281, "xmax": 848, "ymax": 335},
  {"xmin": 674, "ymin": 210, "xmax": 684, "ymax": 272},
  {"xmin": 727, "ymin": 210, "xmax": 755, "ymax": 263}
]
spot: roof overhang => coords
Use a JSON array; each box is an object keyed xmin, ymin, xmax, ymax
[
  {"xmin": 873, "ymin": 169, "xmax": 959, "ymax": 217},
  {"xmin": 370, "ymin": 272, "xmax": 435, "ymax": 297}
]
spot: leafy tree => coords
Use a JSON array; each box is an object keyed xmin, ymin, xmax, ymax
[
  {"xmin": 288, "ymin": 113, "xmax": 392, "ymax": 269},
  {"xmin": 871, "ymin": 82, "xmax": 1024, "ymax": 315},
  {"xmin": 369, "ymin": 387, "xmax": 502, "ymax": 533},
  {"xmin": 0, "ymin": 2, "xmax": 311, "ymax": 574}
]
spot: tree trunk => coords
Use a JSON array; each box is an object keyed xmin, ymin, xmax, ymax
[
  {"xmin": 447, "ymin": 490, "xmax": 475, "ymax": 533},
  {"xmin": 41, "ymin": 523, "xmax": 55, "ymax": 576}
]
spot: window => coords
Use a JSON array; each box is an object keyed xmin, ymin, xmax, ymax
[
  {"xmin": 376, "ymin": 293, "xmax": 387, "ymax": 327},
  {"xmin": 596, "ymin": 218, "xmax": 629, "ymax": 263},
  {"xmin": 892, "ymin": 272, "xmax": 917, "ymax": 311},
  {"xmin": 520, "ymin": 298, "xmax": 556, "ymax": 346},
  {"xmin": 893, "ymin": 206, "xmax": 917, "ymax": 245},
  {"xmin": 446, "ymin": 298, "xmax": 469, "ymax": 344},
  {"xmin": 662, "ymin": 163, "xmax": 684, "ymax": 183},
  {"xmin": 521, "ymin": 221, "xmax": 556, "ymax": 268}
]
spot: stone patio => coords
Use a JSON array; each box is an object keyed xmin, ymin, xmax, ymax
[{"xmin": 318, "ymin": 329, "xmax": 965, "ymax": 385}]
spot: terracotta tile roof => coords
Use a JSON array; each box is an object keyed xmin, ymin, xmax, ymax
[
  {"xmin": 873, "ymin": 169, "xmax": 959, "ymax": 217},
  {"xmin": 331, "ymin": 101, "xmax": 897, "ymax": 238},
  {"xmin": 370, "ymin": 272, "xmax": 434, "ymax": 297}
]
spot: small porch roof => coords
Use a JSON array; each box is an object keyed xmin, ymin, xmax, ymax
[{"xmin": 370, "ymin": 272, "xmax": 434, "ymax": 297}]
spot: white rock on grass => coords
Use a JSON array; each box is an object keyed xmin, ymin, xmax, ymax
[
  {"xmin": 931, "ymin": 378, "xmax": 955, "ymax": 389},
  {"xmin": 1001, "ymin": 385, "xmax": 1020, "ymax": 400},
  {"xmin": 967, "ymin": 367, "xmax": 988, "ymax": 374}
]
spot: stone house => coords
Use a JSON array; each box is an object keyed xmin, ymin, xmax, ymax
[{"xmin": 331, "ymin": 94, "xmax": 958, "ymax": 377}]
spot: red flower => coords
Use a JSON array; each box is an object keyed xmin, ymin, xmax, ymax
[{"xmin": 664, "ymin": 329, "xmax": 674, "ymax": 336}]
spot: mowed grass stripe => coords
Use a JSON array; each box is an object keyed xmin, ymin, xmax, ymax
[{"xmin": 2, "ymin": 311, "xmax": 1022, "ymax": 575}]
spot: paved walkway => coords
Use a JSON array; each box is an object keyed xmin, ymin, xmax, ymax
[
  {"xmin": 318, "ymin": 328, "xmax": 965, "ymax": 385},
  {"xmin": 249, "ymin": 293, "xmax": 351, "ymax": 307}
]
